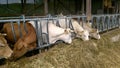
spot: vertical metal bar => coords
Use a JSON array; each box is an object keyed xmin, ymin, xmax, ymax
[
  {"xmin": 107, "ymin": 16, "xmax": 109, "ymax": 30},
  {"xmin": 69, "ymin": 18, "xmax": 74, "ymax": 30},
  {"xmin": 17, "ymin": 21, "xmax": 22, "ymax": 38},
  {"xmin": 46, "ymin": 19, "xmax": 49, "ymax": 44},
  {"xmin": 34, "ymin": 20, "xmax": 40, "ymax": 48},
  {"xmin": 22, "ymin": 15, "xmax": 28, "ymax": 33},
  {"xmin": 92, "ymin": 17, "xmax": 95, "ymax": 28},
  {"xmin": 82, "ymin": 0, "xmax": 85, "ymax": 14},
  {"xmin": 6, "ymin": 0, "xmax": 9, "ymax": 8},
  {"xmin": 102, "ymin": 16, "xmax": 105, "ymax": 31},
  {"xmin": 117, "ymin": 15, "xmax": 119, "ymax": 27},
  {"xmin": 96, "ymin": 17, "xmax": 100, "ymax": 30},
  {"xmin": 114, "ymin": 16, "xmax": 117, "ymax": 28},
  {"xmin": 56, "ymin": 18, "xmax": 61, "ymax": 27},
  {"xmin": 39, "ymin": 19, "xmax": 43, "ymax": 46},
  {"xmin": 119, "ymin": 16, "xmax": 120, "ymax": 28},
  {"xmin": 54, "ymin": 0, "xmax": 56, "ymax": 14},
  {"xmin": 110, "ymin": 16, "xmax": 112, "ymax": 29},
  {"xmin": 86, "ymin": 0, "xmax": 92, "ymax": 23},
  {"xmin": 112, "ymin": 16, "xmax": 114, "ymax": 28},
  {"xmin": 65, "ymin": 17, "xmax": 68, "ymax": 28},
  {"xmin": 104, "ymin": 16, "xmax": 107, "ymax": 31},
  {"xmin": 10, "ymin": 22, "xmax": 16, "ymax": 42},
  {"xmin": 44, "ymin": 0, "xmax": 48, "ymax": 15},
  {"xmin": 77, "ymin": 16, "xmax": 80, "ymax": 24},
  {"xmin": 116, "ymin": 15, "xmax": 118, "ymax": 27},
  {"xmin": 82, "ymin": 17, "xmax": 85, "ymax": 27},
  {"xmin": 103, "ymin": 16, "xmax": 107, "ymax": 31},
  {"xmin": 107, "ymin": 16, "xmax": 110, "ymax": 30},
  {"xmin": 21, "ymin": 0, "xmax": 24, "ymax": 14},
  {"xmin": 113, "ymin": 16, "xmax": 115, "ymax": 28},
  {"xmin": 99, "ymin": 16, "xmax": 103, "ymax": 32},
  {"xmin": 34, "ymin": 0, "xmax": 35, "ymax": 9}
]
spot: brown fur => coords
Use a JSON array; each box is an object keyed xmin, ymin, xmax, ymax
[
  {"xmin": 3, "ymin": 22, "xmax": 36, "ymax": 60},
  {"xmin": 0, "ymin": 33, "xmax": 13, "ymax": 59}
]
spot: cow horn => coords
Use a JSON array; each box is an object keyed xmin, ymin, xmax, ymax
[
  {"xmin": 0, "ymin": 43, "xmax": 5, "ymax": 47},
  {"xmin": 0, "ymin": 33, "xmax": 7, "ymax": 36},
  {"xmin": 86, "ymin": 23, "xmax": 92, "ymax": 27},
  {"xmin": 70, "ymin": 30, "xmax": 74, "ymax": 32}
]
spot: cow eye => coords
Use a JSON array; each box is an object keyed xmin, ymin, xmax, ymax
[{"xmin": 83, "ymin": 35, "xmax": 86, "ymax": 37}]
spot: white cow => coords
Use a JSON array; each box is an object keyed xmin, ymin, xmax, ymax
[
  {"xmin": 55, "ymin": 14, "xmax": 89, "ymax": 41},
  {"xmin": 79, "ymin": 21, "xmax": 100, "ymax": 39},
  {"xmin": 28, "ymin": 20, "xmax": 73, "ymax": 44}
]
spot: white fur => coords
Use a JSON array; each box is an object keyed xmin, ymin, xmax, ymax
[
  {"xmin": 29, "ymin": 20, "xmax": 73, "ymax": 44},
  {"xmin": 54, "ymin": 16, "xmax": 89, "ymax": 41}
]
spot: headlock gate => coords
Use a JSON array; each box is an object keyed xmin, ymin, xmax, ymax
[{"xmin": 0, "ymin": 14, "xmax": 120, "ymax": 50}]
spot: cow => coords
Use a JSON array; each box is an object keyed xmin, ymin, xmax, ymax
[
  {"xmin": 28, "ymin": 21, "xmax": 73, "ymax": 44},
  {"xmin": 58, "ymin": 13, "xmax": 100, "ymax": 40},
  {"xmin": 79, "ymin": 21, "xmax": 101, "ymax": 40},
  {"xmin": 54, "ymin": 14, "xmax": 89, "ymax": 41},
  {"xmin": 2, "ymin": 22, "xmax": 37, "ymax": 60},
  {"xmin": 0, "ymin": 33, "xmax": 13, "ymax": 59}
]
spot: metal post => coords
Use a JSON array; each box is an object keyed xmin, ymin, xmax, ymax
[
  {"xmin": 82, "ymin": 0, "xmax": 85, "ymax": 15},
  {"xmin": 86, "ymin": 0, "xmax": 92, "ymax": 23},
  {"xmin": 102, "ymin": 0, "xmax": 104, "ymax": 14},
  {"xmin": 53, "ymin": 0, "xmax": 56, "ymax": 14},
  {"xmin": 44, "ymin": 0, "xmax": 48, "ymax": 15},
  {"xmin": 34, "ymin": 0, "xmax": 35, "ymax": 10},
  {"xmin": 21, "ymin": 0, "xmax": 24, "ymax": 14},
  {"xmin": 6, "ymin": 0, "xmax": 9, "ymax": 8}
]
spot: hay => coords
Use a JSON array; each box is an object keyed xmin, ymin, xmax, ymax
[{"xmin": 1, "ymin": 28, "xmax": 120, "ymax": 68}]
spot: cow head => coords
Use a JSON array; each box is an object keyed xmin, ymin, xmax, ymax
[
  {"xmin": 61, "ymin": 28, "xmax": 73, "ymax": 44},
  {"xmin": 51, "ymin": 28, "xmax": 73, "ymax": 44},
  {"xmin": 76, "ymin": 29, "xmax": 89, "ymax": 41},
  {"xmin": 10, "ymin": 38, "xmax": 36, "ymax": 60},
  {"xmin": 90, "ymin": 29, "xmax": 100, "ymax": 40},
  {"xmin": 0, "ymin": 33, "xmax": 13, "ymax": 59}
]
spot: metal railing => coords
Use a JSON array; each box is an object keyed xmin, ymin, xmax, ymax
[{"xmin": 0, "ymin": 14, "xmax": 120, "ymax": 50}]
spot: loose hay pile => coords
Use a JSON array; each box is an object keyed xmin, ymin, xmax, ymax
[{"xmin": 1, "ymin": 28, "xmax": 120, "ymax": 68}]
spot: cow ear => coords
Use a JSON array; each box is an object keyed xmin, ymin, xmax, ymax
[
  {"xmin": 91, "ymin": 29, "xmax": 97, "ymax": 33},
  {"xmin": 17, "ymin": 42, "xmax": 28, "ymax": 51},
  {"xmin": 79, "ymin": 31, "xmax": 84, "ymax": 35},
  {"xmin": 86, "ymin": 23, "xmax": 92, "ymax": 27},
  {"xmin": 15, "ymin": 39, "xmax": 26, "ymax": 50},
  {"xmin": 15, "ymin": 44, "xmax": 23, "ymax": 51}
]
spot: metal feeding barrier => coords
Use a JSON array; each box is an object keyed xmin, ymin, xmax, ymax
[
  {"xmin": 92, "ymin": 14, "xmax": 120, "ymax": 32},
  {"xmin": 0, "ymin": 14, "xmax": 120, "ymax": 50}
]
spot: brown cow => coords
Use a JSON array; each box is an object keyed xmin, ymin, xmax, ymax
[
  {"xmin": 0, "ymin": 33, "xmax": 13, "ymax": 59},
  {"xmin": 3, "ymin": 22, "xmax": 36, "ymax": 60}
]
